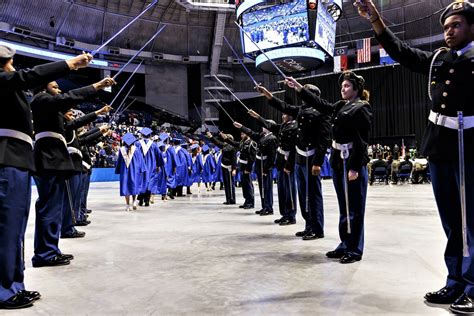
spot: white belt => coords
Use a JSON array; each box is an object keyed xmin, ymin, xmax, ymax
[
  {"xmin": 332, "ymin": 141, "xmax": 353, "ymax": 159},
  {"xmin": 256, "ymin": 155, "xmax": 268, "ymax": 160},
  {"xmin": 221, "ymin": 163, "xmax": 232, "ymax": 171},
  {"xmin": 35, "ymin": 131, "xmax": 67, "ymax": 147},
  {"xmin": 296, "ymin": 146, "xmax": 315, "ymax": 157},
  {"xmin": 67, "ymin": 147, "xmax": 83, "ymax": 158},
  {"xmin": 277, "ymin": 147, "xmax": 290, "ymax": 156},
  {"xmin": 239, "ymin": 159, "xmax": 248, "ymax": 164},
  {"xmin": 82, "ymin": 161, "xmax": 91, "ymax": 170},
  {"xmin": 0, "ymin": 128, "xmax": 33, "ymax": 149},
  {"xmin": 428, "ymin": 110, "xmax": 474, "ymax": 130}
]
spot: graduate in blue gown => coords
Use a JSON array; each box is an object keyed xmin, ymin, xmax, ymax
[
  {"xmin": 173, "ymin": 138, "xmax": 189, "ymax": 197},
  {"xmin": 212, "ymin": 147, "xmax": 223, "ymax": 190},
  {"xmin": 149, "ymin": 141, "xmax": 168, "ymax": 199},
  {"xmin": 137, "ymin": 128, "xmax": 164, "ymax": 207},
  {"xmin": 188, "ymin": 143, "xmax": 203, "ymax": 193},
  {"xmin": 201, "ymin": 145, "xmax": 216, "ymax": 191},
  {"xmin": 162, "ymin": 134, "xmax": 177, "ymax": 200},
  {"xmin": 115, "ymin": 133, "xmax": 145, "ymax": 211}
]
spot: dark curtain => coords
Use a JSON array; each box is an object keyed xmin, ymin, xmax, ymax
[{"xmin": 219, "ymin": 64, "xmax": 430, "ymax": 149}]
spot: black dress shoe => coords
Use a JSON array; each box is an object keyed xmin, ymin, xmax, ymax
[
  {"xmin": 302, "ymin": 232, "xmax": 324, "ymax": 240},
  {"xmin": 326, "ymin": 250, "xmax": 345, "ymax": 259},
  {"xmin": 19, "ymin": 290, "xmax": 41, "ymax": 301},
  {"xmin": 75, "ymin": 219, "xmax": 90, "ymax": 226},
  {"xmin": 274, "ymin": 217, "xmax": 285, "ymax": 224},
  {"xmin": 340, "ymin": 253, "xmax": 362, "ymax": 264},
  {"xmin": 61, "ymin": 230, "xmax": 86, "ymax": 238},
  {"xmin": 239, "ymin": 204, "xmax": 246, "ymax": 208},
  {"xmin": 0, "ymin": 293, "xmax": 34, "ymax": 309},
  {"xmin": 450, "ymin": 293, "xmax": 474, "ymax": 314},
  {"xmin": 255, "ymin": 209, "xmax": 264, "ymax": 214},
  {"xmin": 425, "ymin": 286, "xmax": 464, "ymax": 304},
  {"xmin": 295, "ymin": 230, "xmax": 310, "ymax": 237},
  {"xmin": 260, "ymin": 210, "xmax": 273, "ymax": 216},
  {"xmin": 138, "ymin": 201, "xmax": 144, "ymax": 206},
  {"xmin": 32, "ymin": 255, "xmax": 70, "ymax": 268},
  {"xmin": 279, "ymin": 218, "xmax": 296, "ymax": 226},
  {"xmin": 86, "ymin": 209, "xmax": 92, "ymax": 214},
  {"xmin": 144, "ymin": 202, "xmax": 150, "ymax": 207},
  {"xmin": 243, "ymin": 205, "xmax": 254, "ymax": 209},
  {"xmin": 58, "ymin": 253, "xmax": 74, "ymax": 260}
]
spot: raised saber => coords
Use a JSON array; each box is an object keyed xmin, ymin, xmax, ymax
[
  {"xmin": 212, "ymin": 75, "xmax": 250, "ymax": 112},
  {"xmin": 192, "ymin": 103, "xmax": 219, "ymax": 131},
  {"xmin": 91, "ymin": 0, "xmax": 159, "ymax": 56},
  {"xmin": 110, "ymin": 84, "xmax": 135, "ymax": 123},
  {"xmin": 206, "ymin": 90, "xmax": 235, "ymax": 123},
  {"xmin": 234, "ymin": 21, "xmax": 287, "ymax": 79},
  {"xmin": 458, "ymin": 111, "xmax": 469, "ymax": 257},
  {"xmin": 112, "ymin": 25, "xmax": 167, "ymax": 80},
  {"xmin": 222, "ymin": 35, "xmax": 258, "ymax": 86},
  {"xmin": 110, "ymin": 60, "xmax": 143, "ymax": 108}
]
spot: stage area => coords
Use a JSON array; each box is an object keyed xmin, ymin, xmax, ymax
[{"xmin": 19, "ymin": 180, "xmax": 451, "ymax": 315}]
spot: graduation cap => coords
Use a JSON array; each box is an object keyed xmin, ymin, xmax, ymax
[
  {"xmin": 181, "ymin": 141, "xmax": 189, "ymax": 148},
  {"xmin": 159, "ymin": 133, "xmax": 169, "ymax": 141},
  {"xmin": 140, "ymin": 127, "xmax": 153, "ymax": 137},
  {"xmin": 202, "ymin": 145, "xmax": 210, "ymax": 152},
  {"xmin": 0, "ymin": 45, "xmax": 15, "ymax": 60},
  {"xmin": 173, "ymin": 137, "xmax": 183, "ymax": 145},
  {"xmin": 190, "ymin": 143, "xmax": 199, "ymax": 150},
  {"xmin": 122, "ymin": 132, "xmax": 137, "ymax": 146}
]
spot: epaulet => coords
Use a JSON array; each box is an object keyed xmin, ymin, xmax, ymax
[{"xmin": 435, "ymin": 47, "xmax": 450, "ymax": 53}]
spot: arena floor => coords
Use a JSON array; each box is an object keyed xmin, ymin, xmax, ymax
[{"xmin": 17, "ymin": 179, "xmax": 451, "ymax": 315}]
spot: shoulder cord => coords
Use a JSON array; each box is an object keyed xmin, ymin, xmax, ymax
[{"xmin": 428, "ymin": 47, "xmax": 449, "ymax": 101}]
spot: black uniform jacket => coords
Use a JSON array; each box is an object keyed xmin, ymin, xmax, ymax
[
  {"xmin": 255, "ymin": 116, "xmax": 297, "ymax": 172},
  {"xmin": 225, "ymin": 137, "xmax": 257, "ymax": 173},
  {"xmin": 298, "ymin": 88, "xmax": 372, "ymax": 173},
  {"xmin": 65, "ymin": 112, "xmax": 98, "ymax": 173},
  {"xmin": 211, "ymin": 136, "xmax": 238, "ymax": 170},
  {"xmin": 240, "ymin": 125, "xmax": 277, "ymax": 172},
  {"xmin": 31, "ymin": 85, "xmax": 97, "ymax": 174},
  {"xmin": 0, "ymin": 61, "xmax": 70, "ymax": 171},
  {"xmin": 268, "ymin": 95, "xmax": 331, "ymax": 167},
  {"xmin": 376, "ymin": 28, "xmax": 474, "ymax": 162}
]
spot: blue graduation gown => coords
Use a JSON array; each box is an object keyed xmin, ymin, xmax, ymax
[
  {"xmin": 188, "ymin": 153, "xmax": 203, "ymax": 185},
  {"xmin": 213, "ymin": 151, "xmax": 223, "ymax": 182},
  {"xmin": 165, "ymin": 145, "xmax": 177, "ymax": 189},
  {"xmin": 201, "ymin": 153, "xmax": 216, "ymax": 183},
  {"xmin": 174, "ymin": 146, "xmax": 188, "ymax": 186},
  {"xmin": 115, "ymin": 145, "xmax": 145, "ymax": 196},
  {"xmin": 137, "ymin": 139, "xmax": 162, "ymax": 193}
]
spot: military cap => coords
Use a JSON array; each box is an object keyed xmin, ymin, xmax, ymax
[
  {"xmin": 122, "ymin": 132, "xmax": 137, "ymax": 147},
  {"xmin": 440, "ymin": 1, "xmax": 474, "ymax": 25},
  {"xmin": 0, "ymin": 45, "xmax": 15, "ymax": 59},
  {"xmin": 304, "ymin": 84, "xmax": 321, "ymax": 97},
  {"xmin": 338, "ymin": 71, "xmax": 365, "ymax": 91}
]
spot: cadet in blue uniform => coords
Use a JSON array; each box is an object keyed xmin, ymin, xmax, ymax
[
  {"xmin": 207, "ymin": 132, "xmax": 238, "ymax": 204},
  {"xmin": 115, "ymin": 133, "xmax": 145, "ymax": 211},
  {"xmin": 356, "ymin": 0, "xmax": 474, "ymax": 312},
  {"xmin": 286, "ymin": 72, "xmax": 372, "ymax": 264},
  {"xmin": 0, "ymin": 47, "xmax": 92, "ymax": 309},
  {"xmin": 248, "ymin": 109, "xmax": 298, "ymax": 225},
  {"xmin": 233, "ymin": 122, "xmax": 278, "ymax": 216},
  {"xmin": 256, "ymin": 84, "xmax": 331, "ymax": 239}
]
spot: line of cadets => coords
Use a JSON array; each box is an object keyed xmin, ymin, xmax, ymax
[{"xmin": 117, "ymin": 70, "xmax": 372, "ymax": 269}]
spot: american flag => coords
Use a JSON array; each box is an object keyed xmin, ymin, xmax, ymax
[{"xmin": 356, "ymin": 38, "xmax": 371, "ymax": 64}]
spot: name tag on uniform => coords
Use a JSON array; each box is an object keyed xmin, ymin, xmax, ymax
[{"xmin": 433, "ymin": 61, "xmax": 443, "ymax": 67}]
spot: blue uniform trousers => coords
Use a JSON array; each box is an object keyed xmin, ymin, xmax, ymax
[
  {"xmin": 255, "ymin": 160, "xmax": 273, "ymax": 211},
  {"xmin": 295, "ymin": 161, "xmax": 324, "ymax": 234},
  {"xmin": 240, "ymin": 171, "xmax": 254, "ymax": 207},
  {"xmin": 61, "ymin": 173, "xmax": 82, "ymax": 236},
  {"xmin": 332, "ymin": 167, "xmax": 368, "ymax": 256},
  {"xmin": 0, "ymin": 167, "xmax": 31, "ymax": 302},
  {"xmin": 32, "ymin": 174, "xmax": 65, "ymax": 263},
  {"xmin": 221, "ymin": 166, "xmax": 235, "ymax": 203},
  {"xmin": 430, "ymin": 160, "xmax": 474, "ymax": 296},
  {"xmin": 80, "ymin": 172, "xmax": 91, "ymax": 221},
  {"xmin": 277, "ymin": 170, "xmax": 297, "ymax": 220}
]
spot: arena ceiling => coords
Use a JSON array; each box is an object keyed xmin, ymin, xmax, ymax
[{"xmin": 0, "ymin": 0, "xmax": 455, "ymax": 58}]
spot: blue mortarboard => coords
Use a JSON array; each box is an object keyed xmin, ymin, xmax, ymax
[
  {"xmin": 202, "ymin": 145, "xmax": 210, "ymax": 152},
  {"xmin": 190, "ymin": 144, "xmax": 199, "ymax": 150},
  {"xmin": 181, "ymin": 141, "xmax": 189, "ymax": 148},
  {"xmin": 140, "ymin": 127, "xmax": 153, "ymax": 137},
  {"xmin": 122, "ymin": 132, "xmax": 137, "ymax": 146},
  {"xmin": 159, "ymin": 133, "xmax": 169, "ymax": 141}
]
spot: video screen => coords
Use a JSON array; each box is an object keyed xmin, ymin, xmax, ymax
[
  {"xmin": 241, "ymin": 0, "xmax": 309, "ymax": 54},
  {"xmin": 314, "ymin": 1, "xmax": 336, "ymax": 57}
]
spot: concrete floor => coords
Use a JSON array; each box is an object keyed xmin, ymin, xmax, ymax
[{"xmin": 15, "ymin": 180, "xmax": 452, "ymax": 315}]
